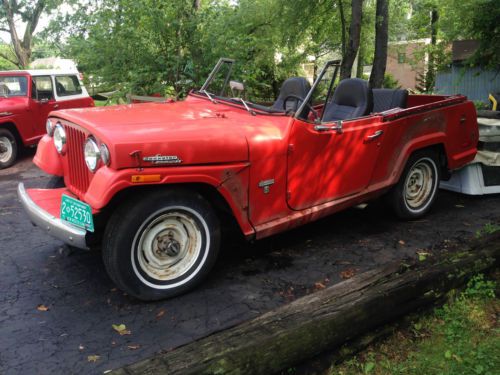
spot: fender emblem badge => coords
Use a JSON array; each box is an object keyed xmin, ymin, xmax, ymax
[
  {"xmin": 258, "ymin": 179, "xmax": 275, "ymax": 194},
  {"xmin": 143, "ymin": 154, "xmax": 182, "ymax": 164}
]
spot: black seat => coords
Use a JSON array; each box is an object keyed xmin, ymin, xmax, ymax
[
  {"xmin": 322, "ymin": 78, "xmax": 373, "ymax": 122},
  {"xmin": 372, "ymin": 88, "xmax": 408, "ymax": 113},
  {"xmin": 271, "ymin": 77, "xmax": 311, "ymax": 112}
]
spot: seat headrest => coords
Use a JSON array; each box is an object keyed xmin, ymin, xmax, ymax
[
  {"xmin": 271, "ymin": 77, "xmax": 311, "ymax": 111},
  {"xmin": 322, "ymin": 78, "xmax": 373, "ymax": 122}
]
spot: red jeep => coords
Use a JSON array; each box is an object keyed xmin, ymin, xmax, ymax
[
  {"xmin": 0, "ymin": 70, "xmax": 94, "ymax": 168},
  {"xmin": 18, "ymin": 59, "xmax": 478, "ymax": 300}
]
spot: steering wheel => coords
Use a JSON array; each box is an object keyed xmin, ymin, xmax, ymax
[{"xmin": 283, "ymin": 94, "xmax": 319, "ymax": 119}]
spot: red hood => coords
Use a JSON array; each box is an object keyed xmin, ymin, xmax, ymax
[{"xmin": 49, "ymin": 95, "xmax": 290, "ymax": 169}]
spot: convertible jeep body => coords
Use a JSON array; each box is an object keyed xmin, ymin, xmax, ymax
[{"xmin": 18, "ymin": 59, "xmax": 478, "ymax": 300}]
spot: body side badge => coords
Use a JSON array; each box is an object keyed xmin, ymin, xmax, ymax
[{"xmin": 258, "ymin": 179, "xmax": 275, "ymax": 194}]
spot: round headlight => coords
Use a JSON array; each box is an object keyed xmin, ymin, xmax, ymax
[
  {"xmin": 46, "ymin": 119, "xmax": 54, "ymax": 136},
  {"xmin": 84, "ymin": 137, "xmax": 101, "ymax": 172},
  {"xmin": 99, "ymin": 143, "xmax": 110, "ymax": 166},
  {"xmin": 53, "ymin": 123, "xmax": 66, "ymax": 153}
]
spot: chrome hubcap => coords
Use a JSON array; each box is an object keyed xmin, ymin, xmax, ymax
[
  {"xmin": 136, "ymin": 211, "xmax": 202, "ymax": 281},
  {"xmin": 0, "ymin": 136, "xmax": 12, "ymax": 163},
  {"xmin": 404, "ymin": 161, "xmax": 434, "ymax": 209}
]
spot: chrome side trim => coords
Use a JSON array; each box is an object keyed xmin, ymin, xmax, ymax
[{"xmin": 17, "ymin": 183, "xmax": 89, "ymax": 250}]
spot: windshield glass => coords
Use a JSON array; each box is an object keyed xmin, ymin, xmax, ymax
[
  {"xmin": 197, "ymin": 58, "xmax": 282, "ymax": 114},
  {"xmin": 0, "ymin": 76, "xmax": 28, "ymax": 97}
]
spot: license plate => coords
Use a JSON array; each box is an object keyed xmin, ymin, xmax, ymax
[{"xmin": 60, "ymin": 194, "xmax": 94, "ymax": 232}]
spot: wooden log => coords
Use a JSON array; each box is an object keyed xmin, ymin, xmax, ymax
[{"xmin": 112, "ymin": 233, "xmax": 500, "ymax": 375}]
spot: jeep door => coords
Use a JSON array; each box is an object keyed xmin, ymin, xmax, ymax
[
  {"xmin": 30, "ymin": 76, "xmax": 57, "ymax": 137},
  {"xmin": 286, "ymin": 116, "xmax": 386, "ymax": 210}
]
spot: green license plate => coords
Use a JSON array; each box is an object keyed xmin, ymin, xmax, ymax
[{"xmin": 60, "ymin": 194, "xmax": 94, "ymax": 232}]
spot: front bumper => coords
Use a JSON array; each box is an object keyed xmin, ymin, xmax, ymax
[{"xmin": 17, "ymin": 183, "xmax": 88, "ymax": 250}]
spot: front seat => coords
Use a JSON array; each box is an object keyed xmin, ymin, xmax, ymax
[
  {"xmin": 271, "ymin": 77, "xmax": 311, "ymax": 112},
  {"xmin": 322, "ymin": 78, "xmax": 373, "ymax": 122}
]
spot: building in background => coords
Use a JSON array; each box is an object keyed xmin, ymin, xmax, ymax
[{"xmin": 435, "ymin": 40, "xmax": 500, "ymax": 103}]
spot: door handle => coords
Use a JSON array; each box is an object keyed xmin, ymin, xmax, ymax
[
  {"xmin": 364, "ymin": 130, "xmax": 384, "ymax": 142},
  {"xmin": 314, "ymin": 120, "xmax": 343, "ymax": 134},
  {"xmin": 53, "ymin": 104, "xmax": 59, "ymax": 109}
]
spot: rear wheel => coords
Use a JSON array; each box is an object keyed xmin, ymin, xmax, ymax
[
  {"xmin": 0, "ymin": 129, "xmax": 17, "ymax": 169},
  {"xmin": 388, "ymin": 150, "xmax": 440, "ymax": 220},
  {"xmin": 102, "ymin": 189, "xmax": 220, "ymax": 301}
]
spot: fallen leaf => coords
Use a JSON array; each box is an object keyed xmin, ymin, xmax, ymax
[
  {"xmin": 417, "ymin": 251, "xmax": 431, "ymax": 262},
  {"xmin": 37, "ymin": 304, "xmax": 49, "ymax": 312},
  {"xmin": 398, "ymin": 240, "xmax": 406, "ymax": 245},
  {"xmin": 112, "ymin": 324, "xmax": 131, "ymax": 336},
  {"xmin": 87, "ymin": 355, "xmax": 100, "ymax": 363},
  {"xmin": 127, "ymin": 344, "xmax": 141, "ymax": 350},
  {"xmin": 156, "ymin": 309, "xmax": 166, "ymax": 320},
  {"xmin": 340, "ymin": 269, "xmax": 356, "ymax": 279},
  {"xmin": 455, "ymin": 204, "xmax": 465, "ymax": 208},
  {"xmin": 314, "ymin": 282, "xmax": 326, "ymax": 290},
  {"xmin": 79, "ymin": 344, "xmax": 85, "ymax": 351}
]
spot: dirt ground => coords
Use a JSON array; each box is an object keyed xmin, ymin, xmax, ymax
[{"xmin": 1, "ymin": 152, "xmax": 499, "ymax": 375}]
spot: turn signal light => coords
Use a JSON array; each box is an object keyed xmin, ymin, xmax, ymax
[{"xmin": 131, "ymin": 175, "xmax": 161, "ymax": 183}]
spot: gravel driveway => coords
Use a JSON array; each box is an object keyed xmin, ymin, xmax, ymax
[{"xmin": 1, "ymin": 153, "xmax": 499, "ymax": 374}]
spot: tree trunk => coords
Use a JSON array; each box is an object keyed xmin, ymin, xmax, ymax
[
  {"xmin": 425, "ymin": 7, "xmax": 439, "ymax": 92},
  {"xmin": 1, "ymin": 0, "xmax": 46, "ymax": 68},
  {"xmin": 111, "ymin": 234, "xmax": 500, "ymax": 375},
  {"xmin": 369, "ymin": 0, "xmax": 389, "ymax": 88},
  {"xmin": 340, "ymin": 0, "xmax": 363, "ymax": 80},
  {"xmin": 337, "ymin": 0, "xmax": 347, "ymax": 58}
]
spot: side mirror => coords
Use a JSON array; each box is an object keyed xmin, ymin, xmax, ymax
[{"xmin": 230, "ymin": 81, "xmax": 245, "ymax": 97}]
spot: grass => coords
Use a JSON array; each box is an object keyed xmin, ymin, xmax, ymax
[
  {"xmin": 475, "ymin": 222, "xmax": 500, "ymax": 238},
  {"xmin": 330, "ymin": 274, "xmax": 499, "ymax": 375}
]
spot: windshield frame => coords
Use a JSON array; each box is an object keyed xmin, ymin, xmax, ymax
[{"xmin": 294, "ymin": 60, "xmax": 341, "ymax": 121}]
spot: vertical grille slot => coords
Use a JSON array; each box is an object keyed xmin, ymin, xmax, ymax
[{"xmin": 64, "ymin": 125, "xmax": 90, "ymax": 196}]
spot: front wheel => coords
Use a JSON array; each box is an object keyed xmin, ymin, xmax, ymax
[
  {"xmin": 387, "ymin": 150, "xmax": 441, "ymax": 220},
  {"xmin": 0, "ymin": 129, "xmax": 18, "ymax": 169},
  {"xmin": 102, "ymin": 189, "xmax": 220, "ymax": 301}
]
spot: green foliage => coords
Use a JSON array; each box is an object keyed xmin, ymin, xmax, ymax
[
  {"xmin": 475, "ymin": 222, "xmax": 500, "ymax": 238},
  {"xmin": 382, "ymin": 73, "xmax": 401, "ymax": 89},
  {"xmin": 332, "ymin": 274, "xmax": 499, "ymax": 375}
]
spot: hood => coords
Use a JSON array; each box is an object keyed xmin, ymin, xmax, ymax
[{"xmin": 49, "ymin": 96, "xmax": 288, "ymax": 169}]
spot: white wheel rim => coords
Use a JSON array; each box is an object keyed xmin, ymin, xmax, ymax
[
  {"xmin": 131, "ymin": 206, "xmax": 210, "ymax": 290},
  {"xmin": 0, "ymin": 136, "xmax": 13, "ymax": 163},
  {"xmin": 404, "ymin": 157, "xmax": 437, "ymax": 212}
]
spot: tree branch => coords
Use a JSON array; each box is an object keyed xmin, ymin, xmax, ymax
[{"xmin": 0, "ymin": 50, "xmax": 20, "ymax": 67}]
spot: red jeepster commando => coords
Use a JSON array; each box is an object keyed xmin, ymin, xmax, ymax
[{"xmin": 18, "ymin": 59, "xmax": 478, "ymax": 300}]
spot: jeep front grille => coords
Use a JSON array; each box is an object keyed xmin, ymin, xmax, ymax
[{"xmin": 64, "ymin": 124, "xmax": 91, "ymax": 196}]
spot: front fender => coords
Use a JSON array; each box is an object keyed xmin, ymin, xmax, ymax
[
  {"xmin": 83, "ymin": 163, "xmax": 255, "ymax": 237},
  {"xmin": 33, "ymin": 135, "xmax": 63, "ymax": 176}
]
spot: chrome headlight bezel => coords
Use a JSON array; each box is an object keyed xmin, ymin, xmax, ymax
[
  {"xmin": 99, "ymin": 143, "xmax": 110, "ymax": 166},
  {"xmin": 53, "ymin": 123, "xmax": 66, "ymax": 153},
  {"xmin": 46, "ymin": 119, "xmax": 55, "ymax": 136},
  {"xmin": 84, "ymin": 137, "xmax": 101, "ymax": 173}
]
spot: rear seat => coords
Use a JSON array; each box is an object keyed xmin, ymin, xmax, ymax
[{"xmin": 372, "ymin": 88, "xmax": 408, "ymax": 113}]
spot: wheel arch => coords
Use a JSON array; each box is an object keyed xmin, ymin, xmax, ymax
[{"xmin": 99, "ymin": 182, "xmax": 252, "ymax": 240}]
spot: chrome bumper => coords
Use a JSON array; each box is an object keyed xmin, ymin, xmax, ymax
[{"xmin": 17, "ymin": 183, "xmax": 89, "ymax": 250}]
